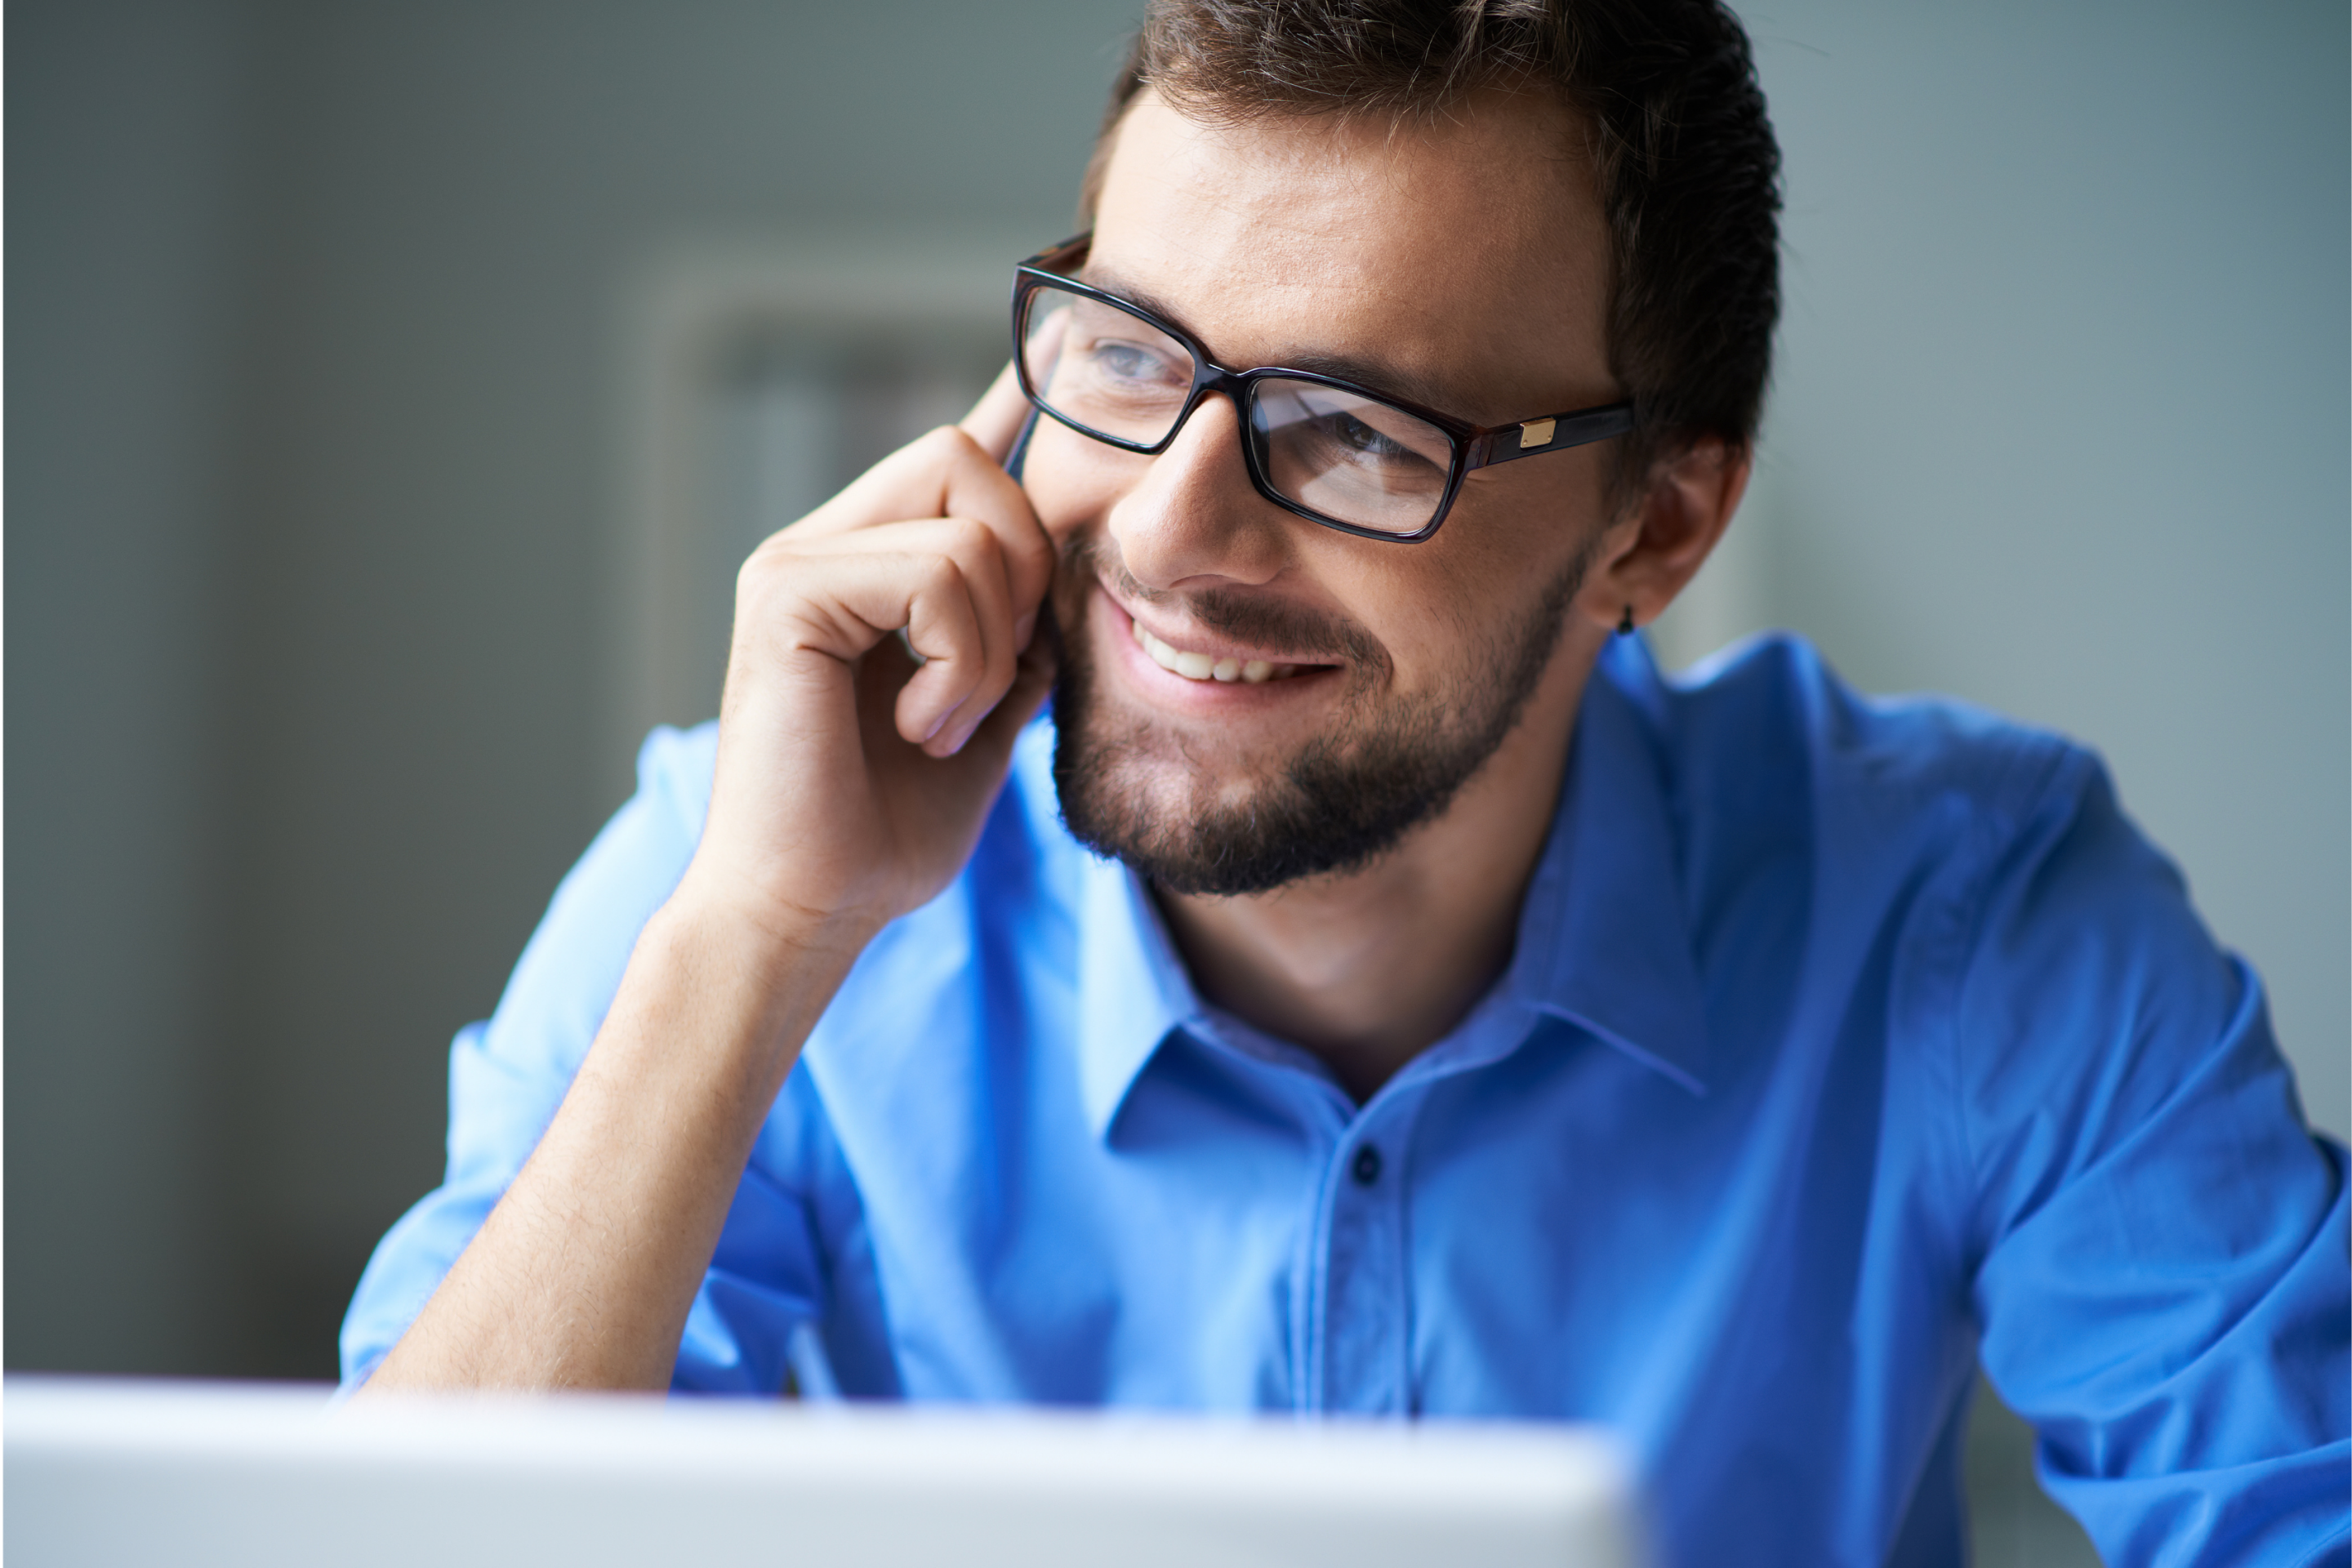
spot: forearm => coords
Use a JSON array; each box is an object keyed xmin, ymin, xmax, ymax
[
  {"xmin": 361, "ymin": 380, "xmax": 1047, "ymax": 1394},
  {"xmin": 363, "ymin": 893, "xmax": 866, "ymax": 1393}
]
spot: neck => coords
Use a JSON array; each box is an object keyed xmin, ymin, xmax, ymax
[{"xmin": 1157, "ymin": 630, "xmax": 1606, "ymax": 1102}]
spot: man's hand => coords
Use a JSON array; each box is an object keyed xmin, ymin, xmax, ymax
[
  {"xmin": 362, "ymin": 365, "xmax": 1055, "ymax": 1395},
  {"xmin": 682, "ymin": 361, "xmax": 1056, "ymax": 948}
]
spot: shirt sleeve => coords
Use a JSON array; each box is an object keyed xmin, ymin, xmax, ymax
[
  {"xmin": 336, "ymin": 724, "xmax": 832, "ymax": 1396},
  {"xmin": 1950, "ymin": 746, "xmax": 2350, "ymax": 1566}
]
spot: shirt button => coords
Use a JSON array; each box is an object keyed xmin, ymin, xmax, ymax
[{"xmin": 1352, "ymin": 1144, "xmax": 1383, "ymax": 1187}]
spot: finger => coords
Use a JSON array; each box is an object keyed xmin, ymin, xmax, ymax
[
  {"xmin": 807, "ymin": 515, "xmax": 1017, "ymax": 755},
  {"xmin": 756, "ymin": 511, "xmax": 1024, "ymax": 754},
  {"xmin": 787, "ymin": 425, "xmax": 996, "ymax": 543},
  {"xmin": 787, "ymin": 533, "xmax": 1004, "ymax": 752},
  {"xmin": 959, "ymin": 355, "xmax": 1034, "ymax": 465},
  {"xmin": 898, "ymin": 519, "xmax": 1019, "ymax": 755},
  {"xmin": 936, "ymin": 434, "xmax": 1055, "ymax": 650},
  {"xmin": 866, "ymin": 626, "xmax": 1054, "ymax": 822},
  {"xmin": 739, "ymin": 538, "xmax": 992, "ymax": 743},
  {"xmin": 773, "ymin": 423, "xmax": 1054, "ymax": 658},
  {"xmin": 914, "ymin": 616, "xmax": 1058, "ymax": 793},
  {"xmin": 893, "ymin": 552, "xmax": 993, "ymax": 751},
  {"xmin": 964, "ymin": 607, "xmax": 1058, "ymax": 758}
]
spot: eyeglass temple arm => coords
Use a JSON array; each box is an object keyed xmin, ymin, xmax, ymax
[{"xmin": 1465, "ymin": 402, "xmax": 1637, "ymax": 471}]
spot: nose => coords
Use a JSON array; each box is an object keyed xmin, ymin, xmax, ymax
[{"xmin": 1105, "ymin": 391, "xmax": 1292, "ymax": 595}]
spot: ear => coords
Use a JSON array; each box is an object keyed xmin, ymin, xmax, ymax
[{"xmin": 1575, "ymin": 438, "xmax": 1751, "ymax": 636}]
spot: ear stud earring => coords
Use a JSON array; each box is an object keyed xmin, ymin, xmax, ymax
[{"xmin": 1617, "ymin": 606, "xmax": 1636, "ymax": 636}]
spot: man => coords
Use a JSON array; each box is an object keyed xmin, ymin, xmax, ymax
[{"xmin": 342, "ymin": 2, "xmax": 2350, "ymax": 1562}]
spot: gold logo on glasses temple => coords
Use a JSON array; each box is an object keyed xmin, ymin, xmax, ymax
[{"xmin": 1518, "ymin": 418, "xmax": 1557, "ymax": 449}]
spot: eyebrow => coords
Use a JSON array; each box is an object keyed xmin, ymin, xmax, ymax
[{"xmin": 1075, "ymin": 263, "xmax": 1473, "ymax": 421}]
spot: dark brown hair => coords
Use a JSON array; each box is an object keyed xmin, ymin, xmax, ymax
[{"xmin": 1083, "ymin": 0, "xmax": 1782, "ymax": 493}]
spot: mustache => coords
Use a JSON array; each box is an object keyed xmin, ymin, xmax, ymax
[{"xmin": 1057, "ymin": 532, "xmax": 1387, "ymax": 670}]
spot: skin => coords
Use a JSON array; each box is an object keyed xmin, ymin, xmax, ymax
[{"xmin": 364, "ymin": 87, "xmax": 1746, "ymax": 1393}]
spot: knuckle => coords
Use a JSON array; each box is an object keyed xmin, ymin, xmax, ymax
[
  {"xmin": 736, "ymin": 538, "xmax": 817, "ymax": 602},
  {"xmin": 915, "ymin": 424, "xmax": 970, "ymax": 461},
  {"xmin": 1013, "ymin": 524, "xmax": 1054, "ymax": 572},
  {"xmin": 733, "ymin": 550, "xmax": 782, "ymax": 606},
  {"xmin": 911, "ymin": 550, "xmax": 964, "ymax": 596},
  {"xmin": 944, "ymin": 514, "xmax": 999, "ymax": 559}
]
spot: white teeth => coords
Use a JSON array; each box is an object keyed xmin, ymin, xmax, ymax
[
  {"xmin": 1133, "ymin": 618, "xmax": 1183, "ymax": 673},
  {"xmin": 1132, "ymin": 617, "xmax": 1298, "ymax": 685}
]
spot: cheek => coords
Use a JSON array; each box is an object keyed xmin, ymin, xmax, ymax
[
  {"xmin": 1020, "ymin": 421, "xmax": 1132, "ymax": 549},
  {"xmin": 1365, "ymin": 504, "xmax": 1591, "ymax": 672},
  {"xmin": 1442, "ymin": 466, "xmax": 1609, "ymax": 583},
  {"xmin": 1257, "ymin": 533, "xmax": 1459, "ymax": 693}
]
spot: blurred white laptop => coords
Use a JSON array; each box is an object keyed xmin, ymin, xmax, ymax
[{"xmin": 7, "ymin": 1376, "xmax": 1645, "ymax": 1568}]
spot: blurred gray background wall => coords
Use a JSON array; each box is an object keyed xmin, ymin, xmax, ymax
[
  {"xmin": 11, "ymin": 0, "xmax": 1143, "ymax": 1380},
  {"xmin": 9, "ymin": 7, "xmax": 2345, "ymax": 1557}
]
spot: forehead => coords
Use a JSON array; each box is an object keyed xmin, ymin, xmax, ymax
[{"xmin": 1085, "ymin": 91, "xmax": 1613, "ymax": 421}]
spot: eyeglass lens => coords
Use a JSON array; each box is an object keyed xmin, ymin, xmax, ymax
[{"xmin": 1021, "ymin": 282, "xmax": 1456, "ymax": 537}]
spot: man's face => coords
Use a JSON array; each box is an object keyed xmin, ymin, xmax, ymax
[{"xmin": 1022, "ymin": 91, "xmax": 1623, "ymax": 894}]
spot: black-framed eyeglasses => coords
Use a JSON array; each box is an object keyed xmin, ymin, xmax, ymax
[{"xmin": 1011, "ymin": 234, "xmax": 1636, "ymax": 543}]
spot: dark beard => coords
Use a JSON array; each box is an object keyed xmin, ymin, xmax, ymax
[{"xmin": 1048, "ymin": 536, "xmax": 1592, "ymax": 897}]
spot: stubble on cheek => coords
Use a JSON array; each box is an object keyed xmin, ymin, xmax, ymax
[{"xmin": 1043, "ymin": 519, "xmax": 1593, "ymax": 897}]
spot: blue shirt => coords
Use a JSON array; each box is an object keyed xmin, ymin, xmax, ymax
[{"xmin": 344, "ymin": 634, "xmax": 2349, "ymax": 1567}]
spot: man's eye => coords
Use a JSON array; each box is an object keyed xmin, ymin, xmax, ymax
[
  {"xmin": 1330, "ymin": 413, "xmax": 1411, "ymax": 458},
  {"xmin": 1086, "ymin": 341, "xmax": 1182, "ymax": 385},
  {"xmin": 1317, "ymin": 412, "xmax": 1443, "ymax": 471}
]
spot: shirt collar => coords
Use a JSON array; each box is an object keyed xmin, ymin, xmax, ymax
[
  {"xmin": 1516, "ymin": 635, "xmax": 1713, "ymax": 1095},
  {"xmin": 1074, "ymin": 853, "xmax": 1198, "ymax": 1138},
  {"xmin": 1068, "ymin": 635, "xmax": 1711, "ymax": 1139}
]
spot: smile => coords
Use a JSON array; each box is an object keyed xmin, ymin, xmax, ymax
[{"xmin": 1129, "ymin": 617, "xmax": 1312, "ymax": 684}]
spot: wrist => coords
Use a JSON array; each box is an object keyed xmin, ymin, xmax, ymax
[
  {"xmin": 616, "ymin": 879, "xmax": 874, "ymax": 1096},
  {"xmin": 662, "ymin": 861, "xmax": 887, "ymax": 970}
]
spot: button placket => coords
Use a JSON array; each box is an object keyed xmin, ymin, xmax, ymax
[
  {"xmin": 1317, "ymin": 1101, "xmax": 1418, "ymax": 1415},
  {"xmin": 1282, "ymin": 1004, "xmax": 1540, "ymax": 1416}
]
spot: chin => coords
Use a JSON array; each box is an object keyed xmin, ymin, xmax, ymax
[
  {"xmin": 1039, "ymin": 526, "xmax": 1589, "ymax": 896},
  {"xmin": 1050, "ymin": 678, "xmax": 1446, "ymax": 898}
]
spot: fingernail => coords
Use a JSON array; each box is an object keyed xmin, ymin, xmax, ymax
[
  {"xmin": 922, "ymin": 706, "xmax": 951, "ymax": 743},
  {"xmin": 1013, "ymin": 612, "xmax": 1037, "ymax": 650}
]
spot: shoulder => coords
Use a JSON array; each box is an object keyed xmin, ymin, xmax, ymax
[
  {"xmin": 1634, "ymin": 632, "xmax": 2274, "ymax": 1212},
  {"xmin": 1639, "ymin": 630, "xmax": 2176, "ymax": 972},
  {"xmin": 1640, "ymin": 634, "xmax": 2143, "ymax": 973},
  {"xmin": 537, "ymin": 712, "xmax": 1076, "ymax": 1052},
  {"xmin": 1650, "ymin": 635, "xmax": 2256, "ymax": 1173},
  {"xmin": 1644, "ymin": 631, "xmax": 2085, "ymax": 845},
  {"xmin": 1628, "ymin": 630, "xmax": 2211, "ymax": 1064}
]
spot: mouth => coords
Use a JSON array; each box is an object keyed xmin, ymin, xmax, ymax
[
  {"xmin": 1079, "ymin": 575, "xmax": 1354, "ymax": 721},
  {"xmin": 1127, "ymin": 616, "xmax": 1316, "ymax": 684}
]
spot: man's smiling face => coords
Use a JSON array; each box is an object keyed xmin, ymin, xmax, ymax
[{"xmin": 1023, "ymin": 90, "xmax": 1625, "ymax": 894}]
